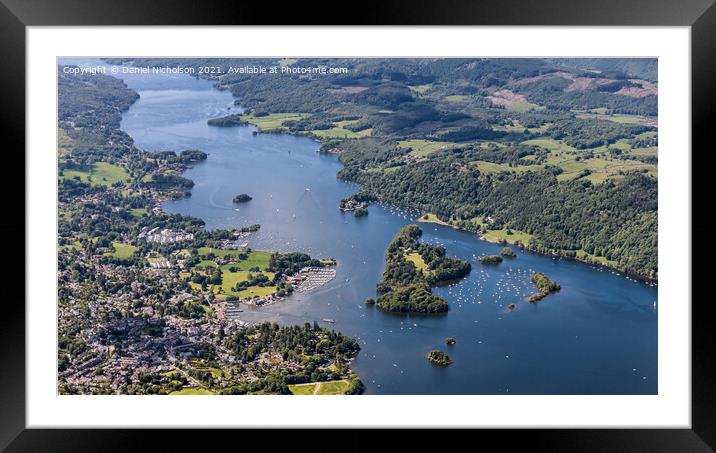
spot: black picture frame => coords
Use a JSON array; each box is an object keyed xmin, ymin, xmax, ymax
[{"xmin": 2, "ymin": 0, "xmax": 714, "ymax": 450}]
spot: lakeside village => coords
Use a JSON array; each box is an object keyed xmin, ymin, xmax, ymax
[{"xmin": 135, "ymin": 220, "xmax": 337, "ymax": 309}]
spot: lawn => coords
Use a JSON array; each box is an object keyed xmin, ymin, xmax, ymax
[
  {"xmin": 311, "ymin": 127, "xmax": 372, "ymax": 139},
  {"xmin": 521, "ymin": 138, "xmax": 575, "ymax": 152},
  {"xmin": 398, "ymin": 139, "xmax": 461, "ymax": 158},
  {"xmin": 214, "ymin": 269, "xmax": 275, "ymax": 295},
  {"xmin": 470, "ymin": 218, "xmax": 534, "ymax": 246},
  {"xmin": 197, "ymin": 249, "xmax": 272, "ymax": 271},
  {"xmin": 106, "ymin": 242, "xmax": 138, "ymax": 259},
  {"xmin": 288, "ymin": 379, "xmax": 351, "ymax": 395},
  {"xmin": 169, "ymin": 387, "xmax": 214, "ymax": 395},
  {"xmin": 405, "ymin": 252, "xmax": 429, "ymax": 273},
  {"xmin": 575, "ymin": 249, "xmax": 618, "ymax": 267},
  {"xmin": 417, "ymin": 213, "xmax": 451, "ymax": 226},
  {"xmin": 240, "ymin": 113, "xmax": 308, "ymax": 132},
  {"xmin": 59, "ymin": 162, "xmax": 131, "ymax": 187}
]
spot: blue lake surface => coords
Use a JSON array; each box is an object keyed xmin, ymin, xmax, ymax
[{"xmin": 64, "ymin": 59, "xmax": 658, "ymax": 394}]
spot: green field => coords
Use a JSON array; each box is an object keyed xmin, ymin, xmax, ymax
[
  {"xmin": 130, "ymin": 208, "xmax": 147, "ymax": 217},
  {"xmin": 240, "ymin": 113, "xmax": 308, "ymax": 132},
  {"xmin": 59, "ymin": 162, "xmax": 131, "ymax": 187},
  {"xmin": 106, "ymin": 242, "xmax": 138, "ymax": 259},
  {"xmin": 444, "ymin": 94, "xmax": 468, "ymax": 103},
  {"xmin": 470, "ymin": 218, "xmax": 534, "ymax": 245},
  {"xmin": 214, "ymin": 268, "xmax": 277, "ymax": 298},
  {"xmin": 575, "ymin": 249, "xmax": 618, "ymax": 267},
  {"xmin": 169, "ymin": 387, "xmax": 214, "ymax": 395},
  {"xmin": 481, "ymin": 228, "xmax": 534, "ymax": 245},
  {"xmin": 507, "ymin": 101, "xmax": 544, "ymax": 112},
  {"xmin": 288, "ymin": 379, "xmax": 351, "ymax": 395},
  {"xmin": 398, "ymin": 139, "xmax": 460, "ymax": 158},
  {"xmin": 417, "ymin": 213, "xmax": 451, "ymax": 226},
  {"xmin": 405, "ymin": 252, "xmax": 429, "ymax": 273},
  {"xmin": 197, "ymin": 248, "xmax": 272, "ymax": 270},
  {"xmin": 311, "ymin": 126, "xmax": 372, "ymax": 139},
  {"xmin": 521, "ymin": 138, "xmax": 575, "ymax": 152},
  {"xmin": 629, "ymin": 147, "xmax": 658, "ymax": 157},
  {"xmin": 545, "ymin": 155, "xmax": 657, "ymax": 182}
]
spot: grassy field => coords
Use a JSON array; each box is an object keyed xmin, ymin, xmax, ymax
[
  {"xmin": 546, "ymin": 155, "xmax": 657, "ymax": 182},
  {"xmin": 130, "ymin": 208, "xmax": 147, "ymax": 217},
  {"xmin": 521, "ymin": 138, "xmax": 575, "ymax": 152},
  {"xmin": 481, "ymin": 228, "xmax": 534, "ymax": 245},
  {"xmin": 169, "ymin": 387, "xmax": 214, "ymax": 395},
  {"xmin": 469, "ymin": 218, "xmax": 534, "ymax": 245},
  {"xmin": 417, "ymin": 213, "xmax": 451, "ymax": 226},
  {"xmin": 240, "ymin": 113, "xmax": 308, "ymax": 132},
  {"xmin": 405, "ymin": 252, "xmax": 429, "ymax": 273},
  {"xmin": 629, "ymin": 147, "xmax": 658, "ymax": 157},
  {"xmin": 106, "ymin": 242, "xmax": 138, "ymax": 259},
  {"xmin": 197, "ymin": 248, "xmax": 272, "ymax": 270},
  {"xmin": 214, "ymin": 268, "xmax": 277, "ymax": 298},
  {"xmin": 398, "ymin": 140, "xmax": 460, "ymax": 158},
  {"xmin": 311, "ymin": 126, "xmax": 372, "ymax": 139},
  {"xmin": 59, "ymin": 162, "xmax": 131, "ymax": 187},
  {"xmin": 575, "ymin": 249, "xmax": 618, "ymax": 267},
  {"xmin": 288, "ymin": 379, "xmax": 351, "ymax": 395},
  {"xmin": 507, "ymin": 101, "xmax": 544, "ymax": 112},
  {"xmin": 444, "ymin": 94, "xmax": 469, "ymax": 103}
]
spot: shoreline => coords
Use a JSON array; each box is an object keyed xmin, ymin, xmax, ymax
[{"xmin": 415, "ymin": 215, "xmax": 658, "ymax": 284}]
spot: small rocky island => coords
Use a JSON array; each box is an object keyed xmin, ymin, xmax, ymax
[
  {"xmin": 480, "ymin": 255, "xmax": 503, "ymax": 265},
  {"xmin": 445, "ymin": 337, "xmax": 457, "ymax": 345},
  {"xmin": 233, "ymin": 193, "xmax": 252, "ymax": 203},
  {"xmin": 528, "ymin": 272, "xmax": 561, "ymax": 302},
  {"xmin": 428, "ymin": 350, "xmax": 453, "ymax": 366}
]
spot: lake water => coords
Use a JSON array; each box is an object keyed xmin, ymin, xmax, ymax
[{"xmin": 64, "ymin": 59, "xmax": 658, "ymax": 394}]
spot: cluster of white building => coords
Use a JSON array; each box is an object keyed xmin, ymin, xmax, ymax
[{"xmin": 138, "ymin": 227, "xmax": 194, "ymax": 244}]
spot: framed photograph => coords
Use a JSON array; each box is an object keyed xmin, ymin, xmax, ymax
[{"xmin": 4, "ymin": 0, "xmax": 715, "ymax": 449}]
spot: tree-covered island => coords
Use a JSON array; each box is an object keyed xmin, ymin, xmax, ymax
[
  {"xmin": 233, "ymin": 193, "xmax": 252, "ymax": 203},
  {"xmin": 373, "ymin": 225, "xmax": 471, "ymax": 313},
  {"xmin": 528, "ymin": 272, "xmax": 561, "ymax": 302}
]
